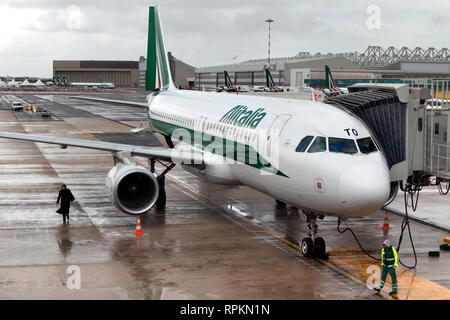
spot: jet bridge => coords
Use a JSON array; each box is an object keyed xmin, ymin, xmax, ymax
[{"xmin": 324, "ymin": 81, "xmax": 450, "ymax": 195}]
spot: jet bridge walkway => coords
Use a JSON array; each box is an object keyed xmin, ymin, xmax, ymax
[{"xmin": 324, "ymin": 81, "xmax": 450, "ymax": 194}]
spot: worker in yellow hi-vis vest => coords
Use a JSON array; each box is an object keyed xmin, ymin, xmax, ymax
[{"xmin": 374, "ymin": 239, "xmax": 398, "ymax": 295}]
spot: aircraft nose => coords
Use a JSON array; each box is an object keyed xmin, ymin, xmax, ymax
[{"xmin": 338, "ymin": 164, "xmax": 390, "ymax": 216}]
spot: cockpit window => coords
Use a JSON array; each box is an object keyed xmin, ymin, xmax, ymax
[
  {"xmin": 296, "ymin": 135, "xmax": 314, "ymax": 152},
  {"xmin": 357, "ymin": 137, "xmax": 378, "ymax": 154},
  {"xmin": 307, "ymin": 136, "xmax": 326, "ymax": 153},
  {"xmin": 328, "ymin": 137, "xmax": 358, "ymax": 154}
]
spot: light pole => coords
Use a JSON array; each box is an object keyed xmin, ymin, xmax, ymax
[{"xmin": 265, "ymin": 18, "xmax": 274, "ymax": 68}]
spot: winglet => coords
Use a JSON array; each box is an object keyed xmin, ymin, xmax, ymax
[{"xmin": 146, "ymin": 6, "xmax": 175, "ymax": 92}]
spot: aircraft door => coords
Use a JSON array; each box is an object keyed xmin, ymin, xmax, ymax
[{"xmin": 266, "ymin": 114, "xmax": 292, "ymax": 159}]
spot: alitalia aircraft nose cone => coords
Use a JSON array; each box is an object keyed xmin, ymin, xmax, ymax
[{"xmin": 338, "ymin": 164, "xmax": 390, "ymax": 216}]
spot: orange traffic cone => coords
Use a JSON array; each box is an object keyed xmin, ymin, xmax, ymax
[
  {"xmin": 134, "ymin": 216, "xmax": 143, "ymax": 235},
  {"xmin": 381, "ymin": 211, "xmax": 390, "ymax": 230}
]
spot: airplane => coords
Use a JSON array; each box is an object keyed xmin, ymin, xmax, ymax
[
  {"xmin": 323, "ymin": 65, "xmax": 349, "ymax": 97},
  {"xmin": 216, "ymin": 71, "xmax": 249, "ymax": 92},
  {"xmin": 53, "ymin": 75, "xmax": 65, "ymax": 86},
  {"xmin": 0, "ymin": 6, "xmax": 392, "ymax": 258},
  {"xmin": 223, "ymin": 71, "xmax": 238, "ymax": 92},
  {"xmin": 265, "ymin": 68, "xmax": 283, "ymax": 92},
  {"xmin": 53, "ymin": 75, "xmax": 115, "ymax": 89}
]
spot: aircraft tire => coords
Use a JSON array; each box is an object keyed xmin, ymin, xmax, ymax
[
  {"xmin": 301, "ymin": 237, "xmax": 314, "ymax": 257},
  {"xmin": 314, "ymin": 237, "xmax": 326, "ymax": 257}
]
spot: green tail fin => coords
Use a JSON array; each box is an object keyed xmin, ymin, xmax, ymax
[
  {"xmin": 265, "ymin": 68, "xmax": 278, "ymax": 90},
  {"xmin": 62, "ymin": 76, "xmax": 72, "ymax": 86},
  {"xmin": 55, "ymin": 75, "xmax": 63, "ymax": 86},
  {"xmin": 325, "ymin": 65, "xmax": 336, "ymax": 91},
  {"xmin": 224, "ymin": 71, "xmax": 235, "ymax": 89},
  {"xmin": 146, "ymin": 6, "xmax": 174, "ymax": 92}
]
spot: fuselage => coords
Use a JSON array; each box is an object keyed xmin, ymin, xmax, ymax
[{"xmin": 147, "ymin": 89, "xmax": 390, "ymax": 218}]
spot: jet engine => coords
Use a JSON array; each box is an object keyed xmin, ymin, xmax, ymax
[{"xmin": 106, "ymin": 163, "xmax": 159, "ymax": 215}]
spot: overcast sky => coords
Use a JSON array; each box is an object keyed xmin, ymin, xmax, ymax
[{"xmin": 0, "ymin": 0, "xmax": 449, "ymax": 77}]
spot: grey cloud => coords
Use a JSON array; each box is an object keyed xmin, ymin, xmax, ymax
[{"xmin": 1, "ymin": 0, "xmax": 449, "ymax": 77}]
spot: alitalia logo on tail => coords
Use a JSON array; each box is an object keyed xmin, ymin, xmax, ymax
[
  {"xmin": 53, "ymin": 75, "xmax": 64, "ymax": 85},
  {"xmin": 224, "ymin": 71, "xmax": 237, "ymax": 91},
  {"xmin": 146, "ymin": 6, "xmax": 171, "ymax": 92},
  {"xmin": 325, "ymin": 65, "xmax": 341, "ymax": 95},
  {"xmin": 62, "ymin": 76, "xmax": 72, "ymax": 86},
  {"xmin": 265, "ymin": 69, "xmax": 281, "ymax": 92},
  {"xmin": 219, "ymin": 105, "xmax": 267, "ymax": 129}
]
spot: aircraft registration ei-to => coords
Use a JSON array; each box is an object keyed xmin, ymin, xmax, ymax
[{"xmin": 0, "ymin": 6, "xmax": 392, "ymax": 258}]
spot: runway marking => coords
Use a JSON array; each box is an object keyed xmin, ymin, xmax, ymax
[{"xmin": 163, "ymin": 172, "xmax": 450, "ymax": 300}]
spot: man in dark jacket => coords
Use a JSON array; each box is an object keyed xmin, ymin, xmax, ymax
[
  {"xmin": 374, "ymin": 239, "xmax": 398, "ymax": 295},
  {"xmin": 56, "ymin": 184, "xmax": 75, "ymax": 224}
]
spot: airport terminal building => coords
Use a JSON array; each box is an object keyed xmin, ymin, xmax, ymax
[{"xmin": 195, "ymin": 46, "xmax": 450, "ymax": 90}]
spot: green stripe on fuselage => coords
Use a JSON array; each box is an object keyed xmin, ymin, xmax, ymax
[{"xmin": 148, "ymin": 116, "xmax": 288, "ymax": 178}]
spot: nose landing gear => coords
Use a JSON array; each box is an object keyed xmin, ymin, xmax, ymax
[{"xmin": 300, "ymin": 211, "xmax": 327, "ymax": 258}]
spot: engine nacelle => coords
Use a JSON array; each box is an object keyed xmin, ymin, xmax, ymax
[{"xmin": 106, "ymin": 164, "xmax": 159, "ymax": 215}]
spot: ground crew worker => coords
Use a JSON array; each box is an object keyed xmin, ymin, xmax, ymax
[
  {"xmin": 56, "ymin": 184, "xmax": 75, "ymax": 224},
  {"xmin": 374, "ymin": 239, "xmax": 398, "ymax": 295}
]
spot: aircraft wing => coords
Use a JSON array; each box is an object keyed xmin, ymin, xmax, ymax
[
  {"xmin": 69, "ymin": 96, "xmax": 148, "ymax": 108},
  {"xmin": 0, "ymin": 132, "xmax": 204, "ymax": 164}
]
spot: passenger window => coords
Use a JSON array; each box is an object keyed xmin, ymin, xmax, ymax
[
  {"xmin": 357, "ymin": 137, "xmax": 378, "ymax": 154},
  {"xmin": 296, "ymin": 135, "xmax": 314, "ymax": 152},
  {"xmin": 435, "ymin": 123, "xmax": 439, "ymax": 135},
  {"xmin": 418, "ymin": 118, "xmax": 423, "ymax": 132},
  {"xmin": 329, "ymin": 137, "xmax": 358, "ymax": 154},
  {"xmin": 307, "ymin": 136, "xmax": 326, "ymax": 153}
]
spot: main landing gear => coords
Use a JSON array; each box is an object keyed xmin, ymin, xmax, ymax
[
  {"xmin": 300, "ymin": 211, "xmax": 327, "ymax": 258},
  {"xmin": 149, "ymin": 159, "xmax": 176, "ymax": 210}
]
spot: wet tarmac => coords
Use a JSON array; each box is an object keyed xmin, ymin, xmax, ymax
[{"xmin": 0, "ymin": 92, "xmax": 449, "ymax": 300}]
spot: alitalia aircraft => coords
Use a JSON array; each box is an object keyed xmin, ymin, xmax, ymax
[
  {"xmin": 323, "ymin": 65, "xmax": 349, "ymax": 97},
  {"xmin": 265, "ymin": 69, "xmax": 283, "ymax": 92},
  {"xmin": 216, "ymin": 71, "xmax": 249, "ymax": 92},
  {"xmin": 53, "ymin": 75, "xmax": 115, "ymax": 89},
  {"xmin": 0, "ymin": 6, "xmax": 391, "ymax": 258}
]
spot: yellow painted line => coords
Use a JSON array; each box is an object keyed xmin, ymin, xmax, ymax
[
  {"xmin": 162, "ymin": 173, "xmax": 396, "ymax": 299},
  {"xmin": 326, "ymin": 247, "xmax": 450, "ymax": 300},
  {"xmin": 444, "ymin": 237, "xmax": 450, "ymax": 244},
  {"xmin": 150, "ymin": 168, "xmax": 449, "ymax": 300}
]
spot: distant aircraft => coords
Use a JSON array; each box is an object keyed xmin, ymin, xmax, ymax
[
  {"xmin": 53, "ymin": 75, "xmax": 115, "ymax": 89},
  {"xmin": 62, "ymin": 75, "xmax": 72, "ymax": 86},
  {"xmin": 53, "ymin": 76, "xmax": 64, "ymax": 86},
  {"xmin": 265, "ymin": 69, "xmax": 283, "ymax": 92},
  {"xmin": 323, "ymin": 65, "xmax": 348, "ymax": 97},
  {"xmin": 222, "ymin": 71, "xmax": 238, "ymax": 92}
]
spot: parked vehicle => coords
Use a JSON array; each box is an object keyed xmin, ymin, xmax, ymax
[
  {"xmin": 32, "ymin": 104, "xmax": 51, "ymax": 117},
  {"xmin": 11, "ymin": 102, "xmax": 23, "ymax": 112}
]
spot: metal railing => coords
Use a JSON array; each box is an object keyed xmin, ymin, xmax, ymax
[{"xmin": 424, "ymin": 80, "xmax": 450, "ymax": 180}]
